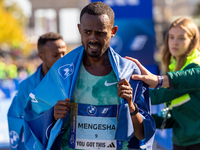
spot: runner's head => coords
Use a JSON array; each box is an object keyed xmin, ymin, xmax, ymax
[
  {"xmin": 80, "ymin": 1, "xmax": 115, "ymax": 26},
  {"xmin": 78, "ymin": 2, "xmax": 118, "ymax": 58},
  {"xmin": 37, "ymin": 32, "xmax": 67, "ymax": 76}
]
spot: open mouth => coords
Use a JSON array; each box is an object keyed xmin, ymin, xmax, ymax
[
  {"xmin": 89, "ymin": 45, "xmax": 99, "ymax": 50},
  {"xmin": 88, "ymin": 43, "xmax": 101, "ymax": 51}
]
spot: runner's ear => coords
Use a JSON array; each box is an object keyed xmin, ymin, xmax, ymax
[
  {"xmin": 77, "ymin": 24, "xmax": 81, "ymax": 34},
  {"xmin": 111, "ymin": 26, "xmax": 118, "ymax": 38},
  {"xmin": 38, "ymin": 53, "xmax": 44, "ymax": 61}
]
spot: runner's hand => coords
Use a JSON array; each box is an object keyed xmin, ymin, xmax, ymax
[
  {"xmin": 54, "ymin": 98, "xmax": 72, "ymax": 121},
  {"xmin": 117, "ymin": 78, "xmax": 134, "ymax": 109}
]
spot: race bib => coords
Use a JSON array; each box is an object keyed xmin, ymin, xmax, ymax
[{"xmin": 69, "ymin": 103, "xmax": 122, "ymax": 150}]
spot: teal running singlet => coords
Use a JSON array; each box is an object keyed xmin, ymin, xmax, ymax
[{"xmin": 61, "ymin": 63, "xmax": 128, "ymax": 150}]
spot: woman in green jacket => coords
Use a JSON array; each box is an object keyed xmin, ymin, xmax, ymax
[
  {"xmin": 153, "ymin": 18, "xmax": 200, "ymax": 149},
  {"xmin": 128, "ymin": 17, "xmax": 200, "ymax": 150}
]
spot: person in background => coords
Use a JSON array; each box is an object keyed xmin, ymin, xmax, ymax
[
  {"xmin": 7, "ymin": 63, "xmax": 18, "ymax": 79},
  {"xmin": 0, "ymin": 60, "xmax": 6, "ymax": 80},
  {"xmin": 23, "ymin": 2, "xmax": 155, "ymax": 150},
  {"xmin": 7, "ymin": 32, "xmax": 67, "ymax": 150},
  {"xmin": 129, "ymin": 17, "xmax": 200, "ymax": 150}
]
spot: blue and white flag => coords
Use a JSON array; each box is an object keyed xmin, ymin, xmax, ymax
[
  {"xmin": 24, "ymin": 46, "xmax": 155, "ymax": 150},
  {"xmin": 7, "ymin": 65, "xmax": 43, "ymax": 150}
]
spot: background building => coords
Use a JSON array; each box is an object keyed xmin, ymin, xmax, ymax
[
  {"xmin": 28, "ymin": 0, "xmax": 89, "ymax": 50},
  {"xmin": 153, "ymin": 0, "xmax": 200, "ymax": 48}
]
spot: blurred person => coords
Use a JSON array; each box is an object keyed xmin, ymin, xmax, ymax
[
  {"xmin": 128, "ymin": 17, "xmax": 200, "ymax": 150},
  {"xmin": 0, "ymin": 61, "xmax": 6, "ymax": 80},
  {"xmin": 23, "ymin": 2, "xmax": 155, "ymax": 150},
  {"xmin": 7, "ymin": 32, "xmax": 67, "ymax": 150},
  {"xmin": 17, "ymin": 65, "xmax": 29, "ymax": 82},
  {"xmin": 7, "ymin": 63, "xmax": 18, "ymax": 79}
]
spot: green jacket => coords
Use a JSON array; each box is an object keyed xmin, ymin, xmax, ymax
[
  {"xmin": 151, "ymin": 49, "xmax": 200, "ymax": 146},
  {"xmin": 167, "ymin": 67, "xmax": 200, "ymax": 90}
]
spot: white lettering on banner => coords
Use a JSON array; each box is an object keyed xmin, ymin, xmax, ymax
[
  {"xmin": 78, "ymin": 123, "xmax": 116, "ymax": 130},
  {"xmin": 76, "ymin": 139, "xmax": 116, "ymax": 150},
  {"xmin": 104, "ymin": 0, "xmax": 140, "ymax": 6},
  {"xmin": 130, "ymin": 35, "xmax": 148, "ymax": 51}
]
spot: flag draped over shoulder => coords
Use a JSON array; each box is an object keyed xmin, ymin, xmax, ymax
[
  {"xmin": 24, "ymin": 45, "xmax": 155, "ymax": 150},
  {"xmin": 7, "ymin": 65, "xmax": 43, "ymax": 150}
]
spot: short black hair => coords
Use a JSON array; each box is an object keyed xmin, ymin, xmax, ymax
[
  {"xmin": 80, "ymin": 1, "xmax": 115, "ymax": 25},
  {"xmin": 37, "ymin": 32, "xmax": 63, "ymax": 52}
]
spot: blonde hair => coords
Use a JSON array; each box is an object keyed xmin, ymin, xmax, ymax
[{"xmin": 162, "ymin": 17, "xmax": 200, "ymax": 73}]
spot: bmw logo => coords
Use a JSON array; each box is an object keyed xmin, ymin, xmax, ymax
[
  {"xmin": 87, "ymin": 105, "xmax": 97, "ymax": 115},
  {"xmin": 10, "ymin": 131, "xmax": 19, "ymax": 148}
]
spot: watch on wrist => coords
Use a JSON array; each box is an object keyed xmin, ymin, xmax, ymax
[{"xmin": 130, "ymin": 103, "xmax": 139, "ymax": 116}]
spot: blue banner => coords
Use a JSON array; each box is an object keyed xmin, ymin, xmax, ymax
[
  {"xmin": 93, "ymin": 0, "xmax": 153, "ymax": 19},
  {"xmin": 110, "ymin": 19, "xmax": 155, "ymax": 65},
  {"xmin": 91, "ymin": 0, "xmax": 156, "ymax": 73}
]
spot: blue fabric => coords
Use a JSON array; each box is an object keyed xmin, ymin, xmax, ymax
[
  {"xmin": 7, "ymin": 65, "xmax": 43, "ymax": 150},
  {"xmin": 24, "ymin": 46, "xmax": 155, "ymax": 150}
]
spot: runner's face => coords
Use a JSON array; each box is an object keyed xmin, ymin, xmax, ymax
[
  {"xmin": 41, "ymin": 39, "xmax": 67, "ymax": 71},
  {"xmin": 78, "ymin": 13, "xmax": 117, "ymax": 58}
]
